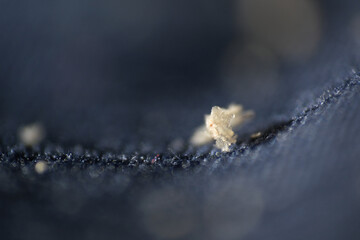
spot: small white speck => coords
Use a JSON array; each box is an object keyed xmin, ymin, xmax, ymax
[{"xmin": 35, "ymin": 161, "xmax": 48, "ymax": 174}]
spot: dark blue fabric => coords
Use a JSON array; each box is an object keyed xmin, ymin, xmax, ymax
[{"xmin": 0, "ymin": 0, "xmax": 360, "ymax": 239}]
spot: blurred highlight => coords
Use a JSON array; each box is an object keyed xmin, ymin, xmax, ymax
[
  {"xmin": 238, "ymin": 0, "xmax": 322, "ymax": 62},
  {"xmin": 203, "ymin": 178, "xmax": 264, "ymax": 240},
  {"xmin": 222, "ymin": 43, "xmax": 279, "ymax": 100},
  {"xmin": 351, "ymin": 14, "xmax": 360, "ymax": 46},
  {"xmin": 18, "ymin": 123, "xmax": 46, "ymax": 147},
  {"xmin": 139, "ymin": 187, "xmax": 198, "ymax": 239}
]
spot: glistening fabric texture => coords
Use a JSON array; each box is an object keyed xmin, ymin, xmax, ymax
[{"xmin": 0, "ymin": 0, "xmax": 360, "ymax": 239}]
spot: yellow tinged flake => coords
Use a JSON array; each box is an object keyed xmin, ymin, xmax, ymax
[{"xmin": 191, "ymin": 104, "xmax": 254, "ymax": 152}]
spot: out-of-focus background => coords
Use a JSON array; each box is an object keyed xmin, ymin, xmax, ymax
[
  {"xmin": 1, "ymin": 1, "xmax": 360, "ymax": 240},
  {"xmin": 1, "ymin": 0, "xmax": 359, "ymax": 150}
]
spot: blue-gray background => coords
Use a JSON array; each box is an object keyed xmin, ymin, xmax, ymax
[{"xmin": 0, "ymin": 0, "xmax": 360, "ymax": 239}]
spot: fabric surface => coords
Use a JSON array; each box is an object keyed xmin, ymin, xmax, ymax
[{"xmin": 0, "ymin": 0, "xmax": 360, "ymax": 239}]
